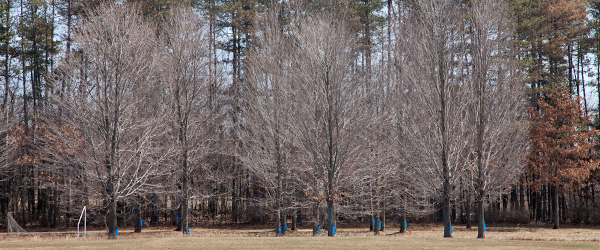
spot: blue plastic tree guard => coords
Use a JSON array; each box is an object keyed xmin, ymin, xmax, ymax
[
  {"xmin": 285, "ymin": 223, "xmax": 288, "ymax": 231},
  {"xmin": 141, "ymin": 219, "xmax": 143, "ymax": 227},
  {"xmin": 483, "ymin": 222, "xmax": 486, "ymax": 231},
  {"xmin": 450, "ymin": 224, "xmax": 453, "ymax": 234},
  {"xmin": 405, "ymin": 220, "xmax": 407, "ymax": 229},
  {"xmin": 333, "ymin": 225, "xmax": 336, "ymax": 234},
  {"xmin": 379, "ymin": 221, "xmax": 381, "ymax": 230},
  {"xmin": 176, "ymin": 214, "xmax": 179, "ymax": 222},
  {"xmin": 116, "ymin": 228, "xmax": 119, "ymax": 236},
  {"xmin": 318, "ymin": 225, "xmax": 321, "ymax": 234},
  {"xmin": 188, "ymin": 227, "xmax": 190, "ymax": 235},
  {"xmin": 279, "ymin": 225, "xmax": 282, "ymax": 234}
]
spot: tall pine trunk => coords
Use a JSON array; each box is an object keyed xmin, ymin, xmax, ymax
[{"xmin": 553, "ymin": 184, "xmax": 559, "ymax": 229}]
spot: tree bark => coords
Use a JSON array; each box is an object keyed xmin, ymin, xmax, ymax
[
  {"xmin": 466, "ymin": 190, "xmax": 472, "ymax": 229},
  {"xmin": 440, "ymin": 50, "xmax": 452, "ymax": 238},
  {"xmin": 400, "ymin": 212, "xmax": 406, "ymax": 233},
  {"xmin": 3, "ymin": 0, "xmax": 9, "ymax": 110},
  {"xmin": 281, "ymin": 214, "xmax": 286, "ymax": 236},
  {"xmin": 275, "ymin": 122, "xmax": 283, "ymax": 236},
  {"xmin": 312, "ymin": 204, "xmax": 319, "ymax": 236},
  {"xmin": 327, "ymin": 199, "xmax": 334, "ymax": 237},
  {"xmin": 374, "ymin": 213, "xmax": 380, "ymax": 235},
  {"xmin": 1, "ymin": 0, "xmax": 9, "ymax": 220},
  {"xmin": 553, "ymin": 184, "xmax": 559, "ymax": 229},
  {"xmin": 134, "ymin": 197, "xmax": 141, "ymax": 233},
  {"xmin": 175, "ymin": 205, "xmax": 182, "ymax": 231},
  {"xmin": 108, "ymin": 193, "xmax": 117, "ymax": 239},
  {"xmin": 519, "ymin": 182, "xmax": 525, "ymax": 211},
  {"xmin": 181, "ymin": 149, "xmax": 189, "ymax": 235},
  {"xmin": 381, "ymin": 209, "xmax": 385, "ymax": 232},
  {"xmin": 477, "ymin": 195, "xmax": 485, "ymax": 238},
  {"xmin": 292, "ymin": 211, "xmax": 297, "ymax": 231},
  {"xmin": 327, "ymin": 73, "xmax": 335, "ymax": 237}
]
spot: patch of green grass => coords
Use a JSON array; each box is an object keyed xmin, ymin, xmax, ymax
[{"xmin": 1, "ymin": 235, "xmax": 599, "ymax": 250}]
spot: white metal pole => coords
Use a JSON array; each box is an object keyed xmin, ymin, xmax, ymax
[{"xmin": 77, "ymin": 206, "xmax": 87, "ymax": 240}]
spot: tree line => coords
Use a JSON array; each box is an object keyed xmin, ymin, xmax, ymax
[{"xmin": 0, "ymin": 0, "xmax": 598, "ymax": 239}]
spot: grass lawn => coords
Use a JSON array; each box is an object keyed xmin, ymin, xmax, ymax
[{"xmin": 1, "ymin": 226, "xmax": 599, "ymax": 249}]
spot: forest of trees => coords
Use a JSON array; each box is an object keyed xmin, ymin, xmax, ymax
[{"xmin": 0, "ymin": 0, "xmax": 599, "ymax": 239}]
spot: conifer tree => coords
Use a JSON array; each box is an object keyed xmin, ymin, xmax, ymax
[{"xmin": 528, "ymin": 87, "xmax": 599, "ymax": 229}]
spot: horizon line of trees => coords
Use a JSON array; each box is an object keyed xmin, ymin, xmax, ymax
[{"xmin": 0, "ymin": 0, "xmax": 599, "ymax": 240}]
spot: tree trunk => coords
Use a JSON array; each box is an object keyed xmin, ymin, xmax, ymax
[
  {"xmin": 443, "ymin": 198, "xmax": 452, "ymax": 238},
  {"xmin": 108, "ymin": 194, "xmax": 117, "ymax": 239},
  {"xmin": 151, "ymin": 194, "xmax": 158, "ymax": 226},
  {"xmin": 134, "ymin": 197, "xmax": 141, "ymax": 233},
  {"xmin": 374, "ymin": 213, "xmax": 380, "ymax": 235},
  {"xmin": 275, "ymin": 126, "xmax": 283, "ymax": 236},
  {"xmin": 292, "ymin": 211, "xmax": 297, "ymax": 231},
  {"xmin": 466, "ymin": 190, "xmax": 472, "ymax": 229},
  {"xmin": 527, "ymin": 182, "xmax": 532, "ymax": 220},
  {"xmin": 381, "ymin": 209, "xmax": 385, "ymax": 232},
  {"xmin": 510, "ymin": 187, "xmax": 518, "ymax": 211},
  {"xmin": 327, "ymin": 199, "xmax": 334, "ymax": 237},
  {"xmin": 400, "ymin": 211, "xmax": 406, "ymax": 233},
  {"xmin": 1, "ymin": 178, "xmax": 7, "ymax": 221},
  {"xmin": 553, "ymin": 184, "xmax": 559, "ymax": 229},
  {"xmin": 597, "ymin": 39, "xmax": 600, "ymax": 122},
  {"xmin": 181, "ymin": 150, "xmax": 189, "ymax": 236},
  {"xmin": 438, "ymin": 40, "xmax": 452, "ymax": 238},
  {"xmin": 579, "ymin": 44, "xmax": 588, "ymax": 115},
  {"xmin": 106, "ymin": 155, "xmax": 117, "ymax": 239},
  {"xmin": 175, "ymin": 205, "xmax": 182, "ymax": 231},
  {"xmin": 519, "ymin": 182, "xmax": 525, "ymax": 211},
  {"xmin": 561, "ymin": 195, "xmax": 567, "ymax": 224},
  {"xmin": 312, "ymin": 204, "xmax": 319, "ymax": 236},
  {"xmin": 3, "ymin": 0, "xmax": 9, "ymax": 112},
  {"xmin": 276, "ymin": 209, "xmax": 281, "ymax": 236},
  {"xmin": 542, "ymin": 187, "xmax": 547, "ymax": 222},
  {"xmin": 477, "ymin": 195, "xmax": 485, "ymax": 238},
  {"xmin": 568, "ymin": 43, "xmax": 574, "ymax": 93},
  {"xmin": 281, "ymin": 214, "xmax": 286, "ymax": 236}
]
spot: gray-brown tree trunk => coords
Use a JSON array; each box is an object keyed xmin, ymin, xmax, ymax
[
  {"xmin": 374, "ymin": 213, "xmax": 380, "ymax": 235},
  {"xmin": 108, "ymin": 189, "xmax": 117, "ymax": 239},
  {"xmin": 400, "ymin": 212, "xmax": 406, "ymax": 233},
  {"xmin": 466, "ymin": 191, "xmax": 472, "ymax": 229},
  {"xmin": 440, "ymin": 52, "xmax": 452, "ymax": 238},
  {"xmin": 553, "ymin": 184, "xmax": 559, "ymax": 229},
  {"xmin": 327, "ymin": 199, "xmax": 333, "ymax": 237},
  {"xmin": 292, "ymin": 212, "xmax": 297, "ymax": 231},
  {"xmin": 312, "ymin": 204, "xmax": 319, "ymax": 236}
]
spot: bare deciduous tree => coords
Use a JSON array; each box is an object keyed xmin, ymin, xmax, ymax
[
  {"xmin": 161, "ymin": 6, "xmax": 218, "ymax": 236},
  {"xmin": 467, "ymin": 0, "xmax": 527, "ymax": 238},
  {"xmin": 397, "ymin": 0, "xmax": 471, "ymax": 238},
  {"xmin": 0, "ymin": 87, "xmax": 15, "ymax": 222},
  {"xmin": 62, "ymin": 3, "xmax": 166, "ymax": 239},
  {"xmin": 290, "ymin": 14, "xmax": 370, "ymax": 237},
  {"xmin": 242, "ymin": 5, "xmax": 297, "ymax": 236}
]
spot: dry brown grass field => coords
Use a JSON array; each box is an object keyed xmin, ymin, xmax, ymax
[{"xmin": 0, "ymin": 225, "xmax": 599, "ymax": 249}]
